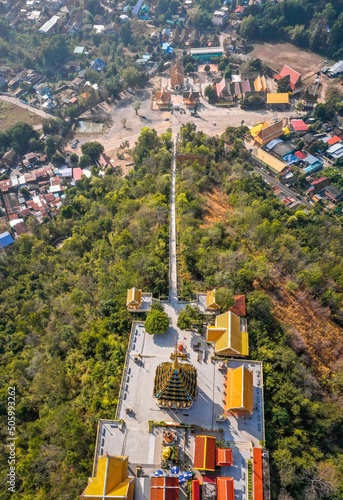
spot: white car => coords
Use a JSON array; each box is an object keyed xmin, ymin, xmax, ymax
[{"xmin": 212, "ymin": 121, "xmax": 216, "ymax": 126}]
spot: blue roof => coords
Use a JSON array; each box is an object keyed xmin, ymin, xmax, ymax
[
  {"xmin": 284, "ymin": 154, "xmax": 300, "ymax": 165},
  {"xmin": 133, "ymin": 0, "xmax": 144, "ymax": 16},
  {"xmin": 0, "ymin": 231, "xmax": 14, "ymax": 248},
  {"xmin": 304, "ymin": 163, "xmax": 323, "ymax": 174},
  {"xmin": 304, "ymin": 154, "xmax": 323, "ymax": 166}
]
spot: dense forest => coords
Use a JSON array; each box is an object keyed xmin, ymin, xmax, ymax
[
  {"xmin": 176, "ymin": 123, "xmax": 343, "ymax": 499},
  {"xmin": 0, "ymin": 127, "xmax": 171, "ymax": 499},
  {"xmin": 240, "ymin": 0, "xmax": 343, "ymax": 59}
]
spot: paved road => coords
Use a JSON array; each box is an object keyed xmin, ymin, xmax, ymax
[
  {"xmin": 0, "ymin": 95, "xmax": 54, "ymax": 119},
  {"xmin": 252, "ymin": 164, "xmax": 312, "ymax": 208}
]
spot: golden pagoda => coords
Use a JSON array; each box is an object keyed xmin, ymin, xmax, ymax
[{"xmin": 153, "ymin": 348, "xmax": 197, "ymax": 408}]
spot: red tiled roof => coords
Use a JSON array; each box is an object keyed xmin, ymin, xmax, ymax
[
  {"xmin": 312, "ymin": 177, "xmax": 328, "ymax": 185},
  {"xmin": 194, "ymin": 435, "xmax": 216, "ymax": 471},
  {"xmin": 216, "ymin": 78, "xmax": 226, "ymax": 97},
  {"xmin": 20, "ymin": 208, "xmax": 31, "ymax": 217},
  {"xmin": 9, "ymin": 214, "xmax": 18, "ymax": 220},
  {"xmin": 192, "ymin": 480, "xmax": 200, "ymax": 500},
  {"xmin": 235, "ymin": 5, "xmax": 244, "ymax": 13},
  {"xmin": 295, "ymin": 151, "xmax": 307, "ymax": 160},
  {"xmin": 275, "ymin": 65, "xmax": 301, "ymax": 90},
  {"xmin": 151, "ymin": 476, "xmax": 179, "ymax": 500},
  {"xmin": 327, "ymin": 135, "xmax": 342, "ymax": 146},
  {"xmin": 253, "ymin": 449, "xmax": 263, "ymax": 500},
  {"xmin": 290, "ymin": 119, "xmax": 308, "ymax": 132},
  {"xmin": 45, "ymin": 193, "xmax": 55, "ymax": 202},
  {"xmin": 231, "ymin": 295, "xmax": 246, "ymax": 316},
  {"xmin": 216, "ymin": 448, "xmax": 233, "ymax": 466},
  {"xmin": 217, "ymin": 477, "xmax": 234, "ymax": 500}
]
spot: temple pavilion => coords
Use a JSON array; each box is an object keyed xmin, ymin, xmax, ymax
[{"xmin": 153, "ymin": 352, "xmax": 197, "ymax": 409}]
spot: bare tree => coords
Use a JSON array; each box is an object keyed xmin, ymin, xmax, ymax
[{"xmin": 121, "ymin": 117, "xmax": 127, "ymax": 129}]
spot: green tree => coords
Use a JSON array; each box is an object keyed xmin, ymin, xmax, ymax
[
  {"xmin": 144, "ymin": 309, "xmax": 169, "ymax": 334},
  {"xmin": 79, "ymin": 154, "xmax": 92, "ymax": 168},
  {"xmin": 240, "ymin": 15, "xmax": 259, "ymax": 39},
  {"xmin": 122, "ymin": 66, "xmax": 141, "ymax": 88},
  {"xmin": 204, "ymin": 85, "xmax": 216, "ymax": 101},
  {"xmin": 70, "ymin": 153, "xmax": 79, "ymax": 164},
  {"xmin": 185, "ymin": 62, "xmax": 194, "ymax": 74},
  {"xmin": 215, "ymin": 288, "xmax": 235, "ymax": 311},
  {"xmin": 51, "ymin": 153, "xmax": 65, "ymax": 166},
  {"xmin": 81, "ymin": 141, "xmax": 104, "ymax": 161}
]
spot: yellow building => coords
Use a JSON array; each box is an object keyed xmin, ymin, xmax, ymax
[
  {"xmin": 81, "ymin": 455, "xmax": 135, "ymax": 500},
  {"xmin": 254, "ymin": 75, "xmax": 267, "ymax": 92},
  {"xmin": 252, "ymin": 147, "xmax": 288, "ymax": 175},
  {"xmin": 250, "ymin": 120, "xmax": 284, "ymax": 146},
  {"xmin": 225, "ymin": 365, "xmax": 253, "ymax": 415},
  {"xmin": 206, "ymin": 289, "xmax": 220, "ymax": 310},
  {"xmin": 126, "ymin": 287, "xmax": 142, "ymax": 309},
  {"xmin": 266, "ymin": 93, "xmax": 290, "ymax": 104},
  {"xmin": 207, "ymin": 311, "xmax": 248, "ymax": 356}
]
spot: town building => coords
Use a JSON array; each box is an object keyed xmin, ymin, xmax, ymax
[{"xmin": 324, "ymin": 185, "xmax": 343, "ymax": 203}]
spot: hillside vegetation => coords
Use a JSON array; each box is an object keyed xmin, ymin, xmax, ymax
[
  {"xmin": 0, "ymin": 127, "xmax": 171, "ymax": 500},
  {"xmin": 176, "ymin": 123, "xmax": 343, "ymax": 499}
]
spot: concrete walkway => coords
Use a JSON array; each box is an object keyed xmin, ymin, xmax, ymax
[{"xmin": 169, "ymin": 137, "xmax": 178, "ymax": 305}]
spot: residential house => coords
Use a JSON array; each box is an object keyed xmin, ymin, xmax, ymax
[
  {"xmin": 0, "ymin": 231, "xmax": 14, "ymax": 249},
  {"xmin": 324, "ymin": 185, "xmax": 342, "ymax": 203},
  {"xmin": 212, "ymin": 6, "xmax": 229, "ymax": 26},
  {"xmin": 71, "ymin": 77, "xmax": 83, "ymax": 90},
  {"xmin": 290, "ymin": 119, "xmax": 308, "ymax": 133},
  {"xmin": 103, "ymin": 23, "xmax": 116, "ymax": 35},
  {"xmin": 90, "ymin": 58, "xmax": 107, "ymax": 71},
  {"xmin": 306, "ymin": 177, "xmax": 330, "ymax": 195},
  {"xmin": 39, "ymin": 14, "xmax": 60, "ymax": 34}
]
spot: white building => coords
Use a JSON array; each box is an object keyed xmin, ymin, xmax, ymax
[{"xmin": 212, "ymin": 6, "xmax": 229, "ymax": 26}]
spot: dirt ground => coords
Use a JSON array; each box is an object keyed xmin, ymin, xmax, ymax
[
  {"xmin": 251, "ymin": 42, "xmax": 326, "ymax": 80},
  {"xmin": 0, "ymin": 101, "xmax": 42, "ymax": 131},
  {"xmin": 202, "ymin": 187, "xmax": 232, "ymax": 226}
]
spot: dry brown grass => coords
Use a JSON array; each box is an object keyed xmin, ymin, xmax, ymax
[
  {"xmin": 201, "ymin": 186, "xmax": 232, "ymax": 227},
  {"xmin": 0, "ymin": 101, "xmax": 42, "ymax": 131},
  {"xmin": 268, "ymin": 282, "xmax": 343, "ymax": 377}
]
